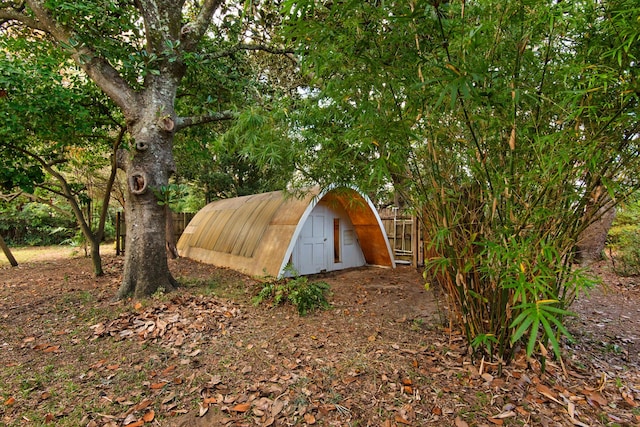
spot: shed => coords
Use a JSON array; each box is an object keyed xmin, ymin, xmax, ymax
[{"xmin": 177, "ymin": 187, "xmax": 395, "ymax": 277}]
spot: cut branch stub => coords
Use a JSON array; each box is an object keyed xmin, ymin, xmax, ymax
[
  {"xmin": 160, "ymin": 116, "xmax": 175, "ymax": 132},
  {"xmin": 129, "ymin": 171, "xmax": 148, "ymax": 195},
  {"xmin": 135, "ymin": 140, "xmax": 149, "ymax": 151}
]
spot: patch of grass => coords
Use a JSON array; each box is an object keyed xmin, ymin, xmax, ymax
[
  {"xmin": 410, "ymin": 318, "xmax": 425, "ymax": 331},
  {"xmin": 179, "ymin": 277, "xmax": 220, "ymax": 294},
  {"xmin": 253, "ymin": 275, "xmax": 331, "ymax": 316},
  {"xmin": 177, "ymin": 275, "xmax": 248, "ymax": 300}
]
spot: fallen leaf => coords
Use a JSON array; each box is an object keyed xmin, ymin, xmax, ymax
[
  {"xmin": 198, "ymin": 402, "xmax": 209, "ymax": 417},
  {"xmin": 493, "ymin": 410, "xmax": 516, "ymax": 419},
  {"xmin": 488, "ymin": 417, "xmax": 504, "ymax": 425},
  {"xmin": 142, "ymin": 410, "xmax": 154, "ymax": 422},
  {"xmin": 304, "ymin": 413, "xmax": 316, "ymax": 424},
  {"xmin": 123, "ymin": 413, "xmax": 143, "ymax": 426},
  {"xmin": 149, "ymin": 382, "xmax": 166, "ymax": 390},
  {"xmin": 4, "ymin": 396, "xmax": 15, "ymax": 406},
  {"xmin": 161, "ymin": 365, "xmax": 176, "ymax": 376},
  {"xmin": 272, "ymin": 400, "xmax": 284, "ymax": 417},
  {"xmin": 231, "ymin": 402, "xmax": 251, "ymax": 412},
  {"xmin": 135, "ymin": 399, "xmax": 153, "ymax": 411},
  {"xmin": 454, "ymin": 416, "xmax": 469, "ymax": 427},
  {"xmin": 622, "ymin": 391, "xmax": 637, "ymax": 407},
  {"xmin": 568, "ymin": 401, "xmax": 576, "ymax": 419},
  {"xmin": 43, "ymin": 345, "xmax": 60, "ymax": 353},
  {"xmin": 44, "ymin": 413, "xmax": 54, "ymax": 423},
  {"xmin": 536, "ymin": 383, "xmax": 561, "ymax": 404},
  {"xmin": 395, "ymin": 414, "xmax": 411, "ymax": 425},
  {"xmin": 587, "ymin": 391, "xmax": 607, "ymax": 407}
]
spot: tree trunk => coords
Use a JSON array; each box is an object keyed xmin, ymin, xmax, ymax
[
  {"xmin": 0, "ymin": 234, "xmax": 18, "ymax": 267},
  {"xmin": 116, "ymin": 104, "xmax": 179, "ymax": 299},
  {"xmin": 575, "ymin": 194, "xmax": 616, "ymax": 265},
  {"xmin": 88, "ymin": 236, "xmax": 103, "ymax": 276}
]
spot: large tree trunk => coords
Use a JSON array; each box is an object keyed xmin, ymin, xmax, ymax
[{"xmin": 116, "ymin": 102, "xmax": 179, "ymax": 299}]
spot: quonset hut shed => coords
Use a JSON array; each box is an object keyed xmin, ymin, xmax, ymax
[{"xmin": 177, "ymin": 187, "xmax": 395, "ymax": 277}]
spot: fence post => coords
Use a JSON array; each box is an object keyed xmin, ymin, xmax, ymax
[{"xmin": 116, "ymin": 211, "xmax": 123, "ymax": 256}]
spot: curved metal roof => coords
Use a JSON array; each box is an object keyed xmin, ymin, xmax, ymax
[{"xmin": 177, "ymin": 187, "xmax": 395, "ymax": 277}]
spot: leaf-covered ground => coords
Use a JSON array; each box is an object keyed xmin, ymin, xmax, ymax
[{"xmin": 0, "ymin": 247, "xmax": 639, "ymax": 426}]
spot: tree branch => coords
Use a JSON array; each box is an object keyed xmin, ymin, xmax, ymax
[
  {"xmin": 175, "ymin": 110, "xmax": 237, "ymax": 131},
  {"xmin": 0, "ymin": 8, "xmax": 47, "ymax": 32},
  {"xmin": 180, "ymin": 0, "xmax": 225, "ymax": 52},
  {"xmin": 0, "ymin": 191, "xmax": 23, "ymax": 203},
  {"xmin": 204, "ymin": 43, "xmax": 296, "ymax": 62},
  {"xmin": 12, "ymin": 1, "xmax": 142, "ymax": 120}
]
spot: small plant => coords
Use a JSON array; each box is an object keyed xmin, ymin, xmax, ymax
[
  {"xmin": 253, "ymin": 270, "xmax": 331, "ymax": 316},
  {"xmin": 152, "ymin": 286, "xmax": 167, "ymax": 301}
]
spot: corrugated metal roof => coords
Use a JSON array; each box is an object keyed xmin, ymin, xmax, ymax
[{"xmin": 177, "ymin": 187, "xmax": 395, "ymax": 277}]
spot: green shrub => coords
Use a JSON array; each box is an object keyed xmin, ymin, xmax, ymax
[
  {"xmin": 609, "ymin": 228, "xmax": 640, "ymax": 276},
  {"xmin": 607, "ymin": 200, "xmax": 640, "ymax": 276},
  {"xmin": 253, "ymin": 275, "xmax": 332, "ymax": 316},
  {"xmin": 0, "ymin": 200, "xmax": 76, "ymax": 245}
]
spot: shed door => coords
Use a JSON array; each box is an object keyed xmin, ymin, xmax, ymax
[
  {"xmin": 293, "ymin": 203, "xmax": 366, "ymax": 275},
  {"xmin": 294, "ymin": 205, "xmax": 330, "ymax": 275}
]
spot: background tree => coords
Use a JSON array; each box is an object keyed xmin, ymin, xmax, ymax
[
  {"xmin": 284, "ymin": 0, "xmax": 640, "ymax": 364},
  {"xmin": 0, "ymin": 33, "xmax": 123, "ymax": 275},
  {"xmin": 0, "ymin": 0, "xmax": 293, "ymax": 298}
]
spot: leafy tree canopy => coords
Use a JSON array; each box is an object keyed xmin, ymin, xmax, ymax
[{"xmin": 283, "ymin": 0, "xmax": 640, "ymax": 363}]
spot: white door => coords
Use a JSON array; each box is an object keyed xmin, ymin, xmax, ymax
[
  {"xmin": 294, "ymin": 205, "xmax": 330, "ymax": 275},
  {"xmin": 292, "ymin": 203, "xmax": 366, "ymax": 275}
]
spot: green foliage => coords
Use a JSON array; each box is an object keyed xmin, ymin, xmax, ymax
[
  {"xmin": 253, "ymin": 274, "xmax": 332, "ymax": 316},
  {"xmin": 608, "ymin": 200, "xmax": 640, "ymax": 275},
  {"xmin": 510, "ymin": 299, "xmax": 575, "ymax": 361},
  {"xmin": 173, "ymin": 107, "xmax": 296, "ymax": 203},
  {"xmin": 0, "ymin": 199, "xmax": 76, "ymax": 246},
  {"xmin": 285, "ymin": 0, "xmax": 639, "ymax": 363}
]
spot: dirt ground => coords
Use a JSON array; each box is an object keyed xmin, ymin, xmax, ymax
[{"xmin": 0, "ymin": 249, "xmax": 639, "ymax": 426}]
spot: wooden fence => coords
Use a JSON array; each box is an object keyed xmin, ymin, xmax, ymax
[
  {"xmin": 379, "ymin": 207, "xmax": 424, "ymax": 267},
  {"xmin": 115, "ymin": 211, "xmax": 195, "ymax": 255}
]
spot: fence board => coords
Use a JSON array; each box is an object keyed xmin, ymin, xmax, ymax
[{"xmin": 116, "ymin": 212, "xmax": 195, "ymax": 255}]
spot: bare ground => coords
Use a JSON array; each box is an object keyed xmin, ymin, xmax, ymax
[{"xmin": 0, "ymin": 249, "xmax": 639, "ymax": 426}]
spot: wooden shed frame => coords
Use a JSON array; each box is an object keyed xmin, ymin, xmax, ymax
[{"xmin": 177, "ymin": 186, "xmax": 395, "ymax": 277}]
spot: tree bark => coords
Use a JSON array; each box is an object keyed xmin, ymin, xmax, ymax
[
  {"xmin": 0, "ymin": 234, "xmax": 18, "ymax": 267},
  {"xmin": 116, "ymin": 102, "xmax": 179, "ymax": 298}
]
